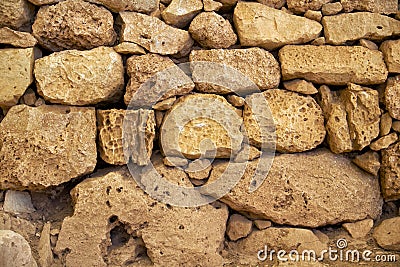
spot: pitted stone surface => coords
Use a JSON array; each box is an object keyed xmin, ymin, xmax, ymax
[
  {"xmin": 161, "ymin": 0, "xmax": 203, "ymax": 28},
  {"xmin": 341, "ymin": 0, "xmax": 398, "ymax": 14},
  {"xmin": 0, "ymin": 0, "xmax": 34, "ymax": 30},
  {"xmin": 381, "ymin": 142, "xmax": 400, "ymax": 201}
]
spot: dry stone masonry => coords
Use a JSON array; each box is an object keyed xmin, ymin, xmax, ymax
[{"xmin": 1, "ymin": 0, "xmax": 400, "ymax": 266}]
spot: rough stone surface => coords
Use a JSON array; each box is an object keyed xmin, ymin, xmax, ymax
[
  {"xmin": 343, "ymin": 219, "xmax": 374, "ymax": 239},
  {"xmin": 0, "ymin": 105, "xmax": 97, "ymax": 190},
  {"xmin": 233, "ymin": 2, "xmax": 322, "ymax": 50},
  {"xmin": 256, "ymin": 0, "xmax": 286, "ymax": 9},
  {"xmin": 0, "ymin": 48, "xmax": 39, "ymax": 109},
  {"xmin": 370, "ymin": 133, "xmax": 398, "ymax": 151},
  {"xmin": 55, "ymin": 167, "xmax": 229, "ymax": 267},
  {"xmin": 393, "ymin": 121, "xmax": 400, "ymax": 133},
  {"xmin": 380, "ymin": 40, "xmax": 400, "ymax": 73},
  {"xmin": 161, "ymin": 0, "xmax": 203, "ymax": 28},
  {"xmin": 244, "ymin": 90, "xmax": 325, "ymax": 153},
  {"xmin": 32, "ymin": 0, "xmax": 116, "ymax": 52},
  {"xmin": 113, "ymin": 42, "xmax": 146, "ymax": 55},
  {"xmin": 227, "ymin": 95, "xmax": 245, "ymax": 107},
  {"xmin": 27, "ymin": 0, "xmax": 60, "ymax": 5},
  {"xmin": 3, "ymin": 190, "xmax": 35, "ymax": 214},
  {"xmin": 226, "ymin": 214, "xmax": 253, "ymax": 241},
  {"xmin": 203, "ymin": 0, "xmax": 223, "ymax": 11},
  {"xmin": 304, "ymin": 10, "xmax": 322, "ymax": 22},
  {"xmin": 152, "ymin": 97, "xmax": 176, "ymax": 111},
  {"xmin": 360, "ymin": 39, "xmax": 378, "ymax": 50},
  {"xmin": 352, "ymin": 151, "xmax": 381, "ymax": 176},
  {"xmin": 283, "ymin": 79, "xmax": 318, "ymax": 95},
  {"xmin": 38, "ymin": 222, "xmax": 53, "ymax": 267},
  {"xmin": 385, "ymin": 76, "xmax": 400, "ymax": 120},
  {"xmin": 185, "ymin": 159, "xmax": 212, "ymax": 180},
  {"xmin": 35, "ymin": 47, "xmax": 124, "ymax": 106},
  {"xmin": 287, "ymin": 0, "xmax": 332, "ymax": 13},
  {"xmin": 254, "ymin": 220, "xmax": 272, "ymax": 230},
  {"xmin": 161, "ymin": 94, "xmax": 243, "ymax": 159},
  {"xmin": 323, "ymin": 12, "xmax": 400, "ymax": 45},
  {"xmin": 0, "ymin": 230, "xmax": 37, "ymax": 267},
  {"xmin": 119, "ymin": 12, "xmax": 194, "ymax": 56},
  {"xmin": 233, "ymin": 144, "xmax": 261, "ymax": 163},
  {"xmin": 279, "ymin": 45, "xmax": 388, "ymax": 85},
  {"xmin": 341, "ymin": 0, "xmax": 398, "ymax": 14},
  {"xmin": 189, "ymin": 12, "xmax": 237, "ymax": 49},
  {"xmin": 381, "ymin": 142, "xmax": 400, "ymax": 201},
  {"xmin": 381, "ymin": 112, "xmax": 393, "ymax": 136},
  {"xmin": 321, "ymin": 2, "xmax": 343, "ymax": 15},
  {"xmin": 190, "ymin": 48, "xmax": 281, "ymax": 92},
  {"xmin": 208, "ymin": 149, "xmax": 383, "ymax": 227},
  {"xmin": 163, "ymin": 156, "xmax": 188, "ymax": 167},
  {"xmin": 0, "ymin": 27, "xmax": 37, "ymax": 48},
  {"xmin": 87, "ymin": 0, "xmax": 159, "ymax": 13},
  {"xmin": 0, "ymin": 0, "xmax": 34, "ymax": 30},
  {"xmin": 373, "ymin": 217, "xmax": 400, "ymax": 251}
]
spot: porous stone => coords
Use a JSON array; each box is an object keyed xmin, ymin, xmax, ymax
[
  {"xmin": 0, "ymin": 48, "xmax": 40, "ymax": 109},
  {"xmin": 161, "ymin": 0, "xmax": 203, "ymax": 28},
  {"xmin": 304, "ymin": 10, "xmax": 322, "ymax": 22},
  {"xmin": 203, "ymin": 0, "xmax": 223, "ymax": 11},
  {"xmin": 38, "ymin": 222, "xmax": 53, "ymax": 267},
  {"xmin": 0, "ymin": 105, "xmax": 97, "ymax": 190},
  {"xmin": 233, "ymin": 2, "xmax": 322, "ymax": 50},
  {"xmin": 190, "ymin": 48, "xmax": 281, "ymax": 92},
  {"xmin": 254, "ymin": 220, "xmax": 272, "ymax": 230},
  {"xmin": 161, "ymin": 94, "xmax": 243, "ymax": 159},
  {"xmin": 3, "ymin": 190, "xmax": 35, "ymax": 214},
  {"xmin": 185, "ymin": 159, "xmax": 212, "ymax": 180},
  {"xmin": 283, "ymin": 79, "xmax": 318, "ymax": 95},
  {"xmin": 0, "ymin": 230, "xmax": 37, "ymax": 267},
  {"xmin": 381, "ymin": 142, "xmax": 400, "ymax": 200},
  {"xmin": 152, "ymin": 97, "xmax": 176, "ymax": 111},
  {"xmin": 279, "ymin": 45, "xmax": 388, "ymax": 85},
  {"xmin": 373, "ymin": 217, "xmax": 400, "ymax": 250},
  {"xmin": 189, "ymin": 12, "xmax": 237, "ymax": 49},
  {"xmin": 341, "ymin": 0, "xmax": 398, "ymax": 14},
  {"xmin": 370, "ymin": 133, "xmax": 398, "ymax": 151},
  {"xmin": 226, "ymin": 214, "xmax": 253, "ymax": 241},
  {"xmin": 0, "ymin": 27, "xmax": 37, "ymax": 48},
  {"xmin": 287, "ymin": 0, "xmax": 332, "ymax": 13},
  {"xmin": 359, "ymin": 39, "xmax": 378, "ymax": 50},
  {"xmin": 55, "ymin": 167, "xmax": 229, "ymax": 267},
  {"xmin": 113, "ymin": 42, "xmax": 146, "ymax": 55},
  {"xmin": 323, "ymin": 12, "xmax": 400, "ymax": 45},
  {"xmin": 343, "ymin": 219, "xmax": 374, "ymax": 239},
  {"xmin": 119, "ymin": 11, "xmax": 194, "ymax": 56},
  {"xmin": 207, "ymin": 149, "xmax": 383, "ymax": 227},
  {"xmin": 32, "ymin": 0, "xmax": 116, "ymax": 52},
  {"xmin": 380, "ymin": 40, "xmax": 400, "ymax": 73},
  {"xmin": 244, "ymin": 89, "xmax": 325, "ymax": 153},
  {"xmin": 34, "ymin": 47, "xmax": 124, "ymax": 106},
  {"xmin": 322, "ymin": 2, "xmax": 343, "ymax": 15},
  {"xmin": 256, "ymin": 0, "xmax": 286, "ymax": 9},
  {"xmin": 0, "ymin": 0, "xmax": 34, "ymax": 30},
  {"xmin": 87, "ymin": 0, "xmax": 159, "ymax": 13},
  {"xmin": 384, "ymin": 76, "xmax": 400, "ymax": 120},
  {"xmin": 352, "ymin": 151, "xmax": 380, "ymax": 176},
  {"xmin": 124, "ymin": 54, "xmax": 194, "ymax": 106}
]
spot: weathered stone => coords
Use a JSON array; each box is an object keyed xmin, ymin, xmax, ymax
[
  {"xmin": 380, "ymin": 40, "xmax": 400, "ymax": 73},
  {"xmin": 325, "ymin": 102, "xmax": 352, "ymax": 154},
  {"xmin": 208, "ymin": 149, "xmax": 382, "ymax": 227},
  {"xmin": 119, "ymin": 12, "xmax": 194, "ymax": 56},
  {"xmin": 27, "ymin": 0, "xmax": 60, "ymax": 5},
  {"xmin": 215, "ymin": 0, "xmax": 237, "ymax": 11},
  {"xmin": 353, "ymin": 151, "xmax": 380, "ymax": 176},
  {"xmin": 0, "ymin": 48, "xmax": 40, "ymax": 109},
  {"xmin": 87, "ymin": 0, "xmax": 159, "ymax": 13},
  {"xmin": 22, "ymin": 88, "xmax": 36, "ymax": 106},
  {"xmin": 256, "ymin": 0, "xmax": 286, "ymax": 9},
  {"xmin": 370, "ymin": 133, "xmax": 398, "ymax": 151},
  {"xmin": 0, "ymin": 105, "xmax": 97, "ymax": 190},
  {"xmin": 233, "ymin": 2, "xmax": 322, "ymax": 50},
  {"xmin": 304, "ymin": 10, "xmax": 322, "ymax": 22},
  {"xmin": 203, "ymin": 0, "xmax": 223, "ymax": 11},
  {"xmin": 385, "ymin": 76, "xmax": 400, "ymax": 120},
  {"xmin": 34, "ymin": 98, "xmax": 45, "ymax": 107},
  {"xmin": 0, "ymin": 230, "xmax": 37, "ymax": 267},
  {"xmin": 152, "ymin": 97, "xmax": 176, "ymax": 111},
  {"xmin": 393, "ymin": 121, "xmax": 400, "ymax": 132},
  {"xmin": 322, "ymin": 2, "xmax": 343, "ymax": 15},
  {"xmin": 323, "ymin": 12, "xmax": 400, "ymax": 45},
  {"xmin": 161, "ymin": 0, "xmax": 203, "ymax": 28},
  {"xmin": 373, "ymin": 217, "xmax": 400, "ymax": 250},
  {"xmin": 32, "ymin": 0, "xmax": 116, "ymax": 52},
  {"xmin": 226, "ymin": 214, "xmax": 253, "ymax": 241},
  {"xmin": 233, "ymin": 144, "xmax": 261, "ymax": 163},
  {"xmin": 163, "ymin": 156, "xmax": 188, "ymax": 167},
  {"xmin": 190, "ymin": 48, "xmax": 281, "ymax": 92},
  {"xmin": 381, "ymin": 142, "xmax": 400, "ymax": 200},
  {"xmin": 3, "ymin": 190, "xmax": 35, "ymax": 214},
  {"xmin": 341, "ymin": 0, "xmax": 398, "ymax": 14},
  {"xmin": 185, "ymin": 159, "xmax": 212, "ymax": 180},
  {"xmin": 189, "ymin": 12, "xmax": 237, "ymax": 49},
  {"xmin": 113, "ymin": 42, "xmax": 146, "ymax": 55},
  {"xmin": 38, "ymin": 222, "xmax": 53, "ymax": 267},
  {"xmin": 359, "ymin": 39, "xmax": 378, "ymax": 50},
  {"xmin": 0, "ymin": 27, "xmax": 37, "ymax": 48},
  {"xmin": 124, "ymin": 54, "xmax": 194, "ymax": 106},
  {"xmin": 311, "ymin": 37, "xmax": 325, "ymax": 46},
  {"xmin": 279, "ymin": 45, "xmax": 388, "ymax": 85},
  {"xmin": 161, "ymin": 94, "xmax": 243, "ymax": 159},
  {"xmin": 0, "ymin": 0, "xmax": 34, "ymax": 30},
  {"xmin": 343, "ymin": 219, "xmax": 374, "ymax": 239},
  {"xmin": 244, "ymin": 90, "xmax": 325, "ymax": 153},
  {"xmin": 55, "ymin": 167, "xmax": 229, "ymax": 266},
  {"xmin": 287, "ymin": 0, "xmax": 332, "ymax": 13},
  {"xmin": 283, "ymin": 79, "xmax": 318, "ymax": 95},
  {"xmin": 226, "ymin": 95, "xmax": 245, "ymax": 107},
  {"xmin": 254, "ymin": 220, "xmax": 272, "ymax": 230},
  {"xmin": 35, "ymin": 47, "xmax": 124, "ymax": 106}
]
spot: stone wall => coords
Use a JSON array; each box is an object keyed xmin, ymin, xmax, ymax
[{"xmin": 0, "ymin": 0, "xmax": 400, "ymax": 266}]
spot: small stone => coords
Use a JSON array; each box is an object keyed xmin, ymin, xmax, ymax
[
  {"xmin": 0, "ymin": 0, "xmax": 35, "ymax": 30},
  {"xmin": 35, "ymin": 47, "xmax": 124, "ymax": 106},
  {"xmin": 0, "ymin": 27, "xmax": 37, "ymax": 48},
  {"xmin": 343, "ymin": 219, "xmax": 374, "ymax": 239},
  {"xmin": 323, "ymin": 12, "xmax": 400, "ymax": 45},
  {"xmin": 380, "ymin": 40, "xmax": 400, "ymax": 73},
  {"xmin": 161, "ymin": 0, "xmax": 203, "ymax": 28},
  {"xmin": 256, "ymin": 0, "xmax": 286, "ymax": 9},
  {"xmin": 3, "ymin": 190, "xmax": 35, "ymax": 214},
  {"xmin": 304, "ymin": 10, "xmax": 323, "ymax": 22},
  {"xmin": 283, "ymin": 79, "xmax": 318, "ymax": 95},
  {"xmin": 113, "ymin": 42, "xmax": 146, "ymax": 55},
  {"xmin": 254, "ymin": 220, "xmax": 272, "ymax": 230},
  {"xmin": 32, "ymin": 0, "xmax": 116, "ymax": 51},
  {"xmin": 185, "ymin": 159, "xmax": 212, "ymax": 180},
  {"xmin": 0, "ymin": 230, "xmax": 37, "ymax": 267},
  {"xmin": 233, "ymin": 144, "xmax": 261, "ymax": 163},
  {"xmin": 203, "ymin": 0, "xmax": 223, "ymax": 11},
  {"xmin": 381, "ymin": 142, "xmax": 400, "ymax": 200},
  {"xmin": 189, "ymin": 12, "xmax": 237, "ymax": 49},
  {"xmin": 311, "ymin": 37, "xmax": 325, "ymax": 46},
  {"xmin": 153, "ymin": 97, "xmax": 176, "ymax": 111},
  {"xmin": 380, "ymin": 113, "xmax": 393, "ymax": 136},
  {"xmin": 393, "ymin": 121, "xmax": 400, "ymax": 132},
  {"xmin": 313, "ymin": 230, "xmax": 330, "ymax": 245},
  {"xmin": 87, "ymin": 0, "xmax": 158, "ymax": 13},
  {"xmin": 353, "ymin": 151, "xmax": 380, "ymax": 176},
  {"xmin": 279, "ymin": 45, "xmax": 388, "ymax": 85},
  {"xmin": 38, "ymin": 222, "xmax": 53, "ymax": 267},
  {"xmin": 373, "ymin": 217, "xmax": 400, "ymax": 250},
  {"xmin": 287, "ymin": 0, "xmax": 332, "ymax": 13},
  {"xmin": 22, "ymin": 88, "xmax": 36, "ymax": 106},
  {"xmin": 234, "ymin": 2, "xmax": 322, "ymax": 50},
  {"xmin": 155, "ymin": 110, "xmax": 164, "ymax": 128},
  {"xmin": 227, "ymin": 95, "xmax": 245, "ymax": 107},
  {"xmin": 226, "ymin": 214, "xmax": 253, "ymax": 241},
  {"xmin": 27, "ymin": 0, "xmax": 60, "ymax": 4},
  {"xmin": 322, "ymin": 2, "xmax": 343, "ymax": 15},
  {"xmin": 359, "ymin": 39, "xmax": 378, "ymax": 50},
  {"xmin": 163, "ymin": 156, "xmax": 188, "ymax": 167},
  {"xmin": 385, "ymin": 76, "xmax": 400, "ymax": 120},
  {"xmin": 341, "ymin": 0, "xmax": 398, "ymax": 14},
  {"xmin": 34, "ymin": 98, "xmax": 45, "ymax": 107}
]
